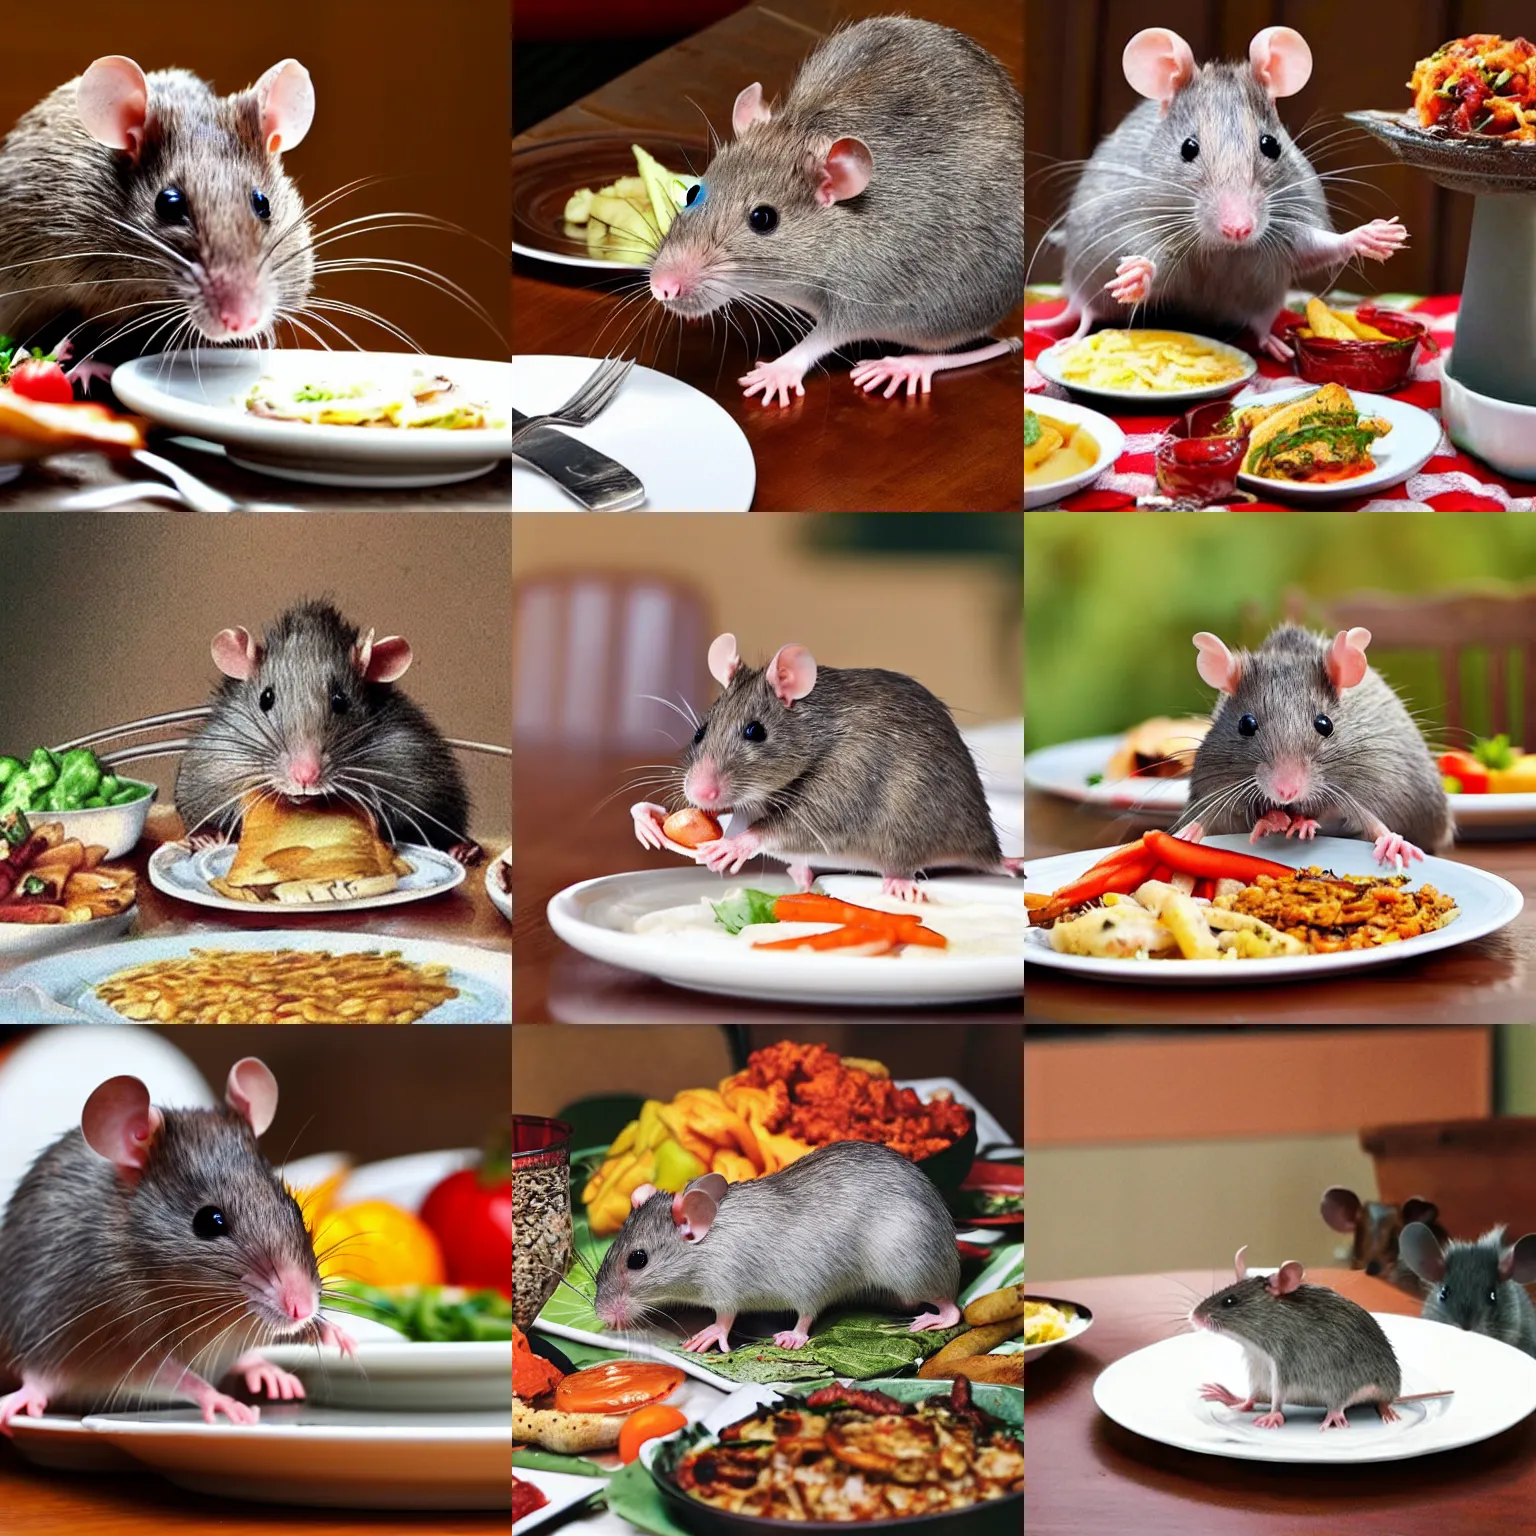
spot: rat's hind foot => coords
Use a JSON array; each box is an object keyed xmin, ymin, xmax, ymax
[
  {"xmin": 1371, "ymin": 831, "xmax": 1425, "ymax": 869},
  {"xmin": 910, "ymin": 1300, "xmax": 961, "ymax": 1331},
  {"xmin": 1107, "ymin": 254, "xmax": 1157, "ymax": 305},
  {"xmin": 850, "ymin": 339, "xmax": 1019, "ymax": 399},
  {"xmin": 773, "ymin": 1314, "xmax": 816, "ymax": 1350},
  {"xmin": 0, "ymin": 1377, "xmax": 51, "ymax": 1433},
  {"xmin": 1250, "ymin": 809, "xmax": 1294, "ymax": 841},
  {"xmin": 881, "ymin": 875, "xmax": 925, "ymax": 903},
  {"xmin": 233, "ymin": 1353, "xmax": 305, "ymax": 1402},
  {"xmin": 1320, "ymin": 1409, "xmax": 1351, "ymax": 1431},
  {"xmin": 1377, "ymin": 1401, "xmax": 1400, "ymax": 1423},
  {"xmin": 682, "ymin": 1317, "xmax": 736, "ymax": 1354},
  {"xmin": 740, "ymin": 357, "xmax": 806, "ymax": 408},
  {"xmin": 1198, "ymin": 1382, "xmax": 1256, "ymax": 1410},
  {"xmin": 1251, "ymin": 1409, "xmax": 1286, "ymax": 1429}
]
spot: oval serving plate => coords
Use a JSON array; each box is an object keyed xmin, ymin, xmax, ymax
[{"xmin": 1025, "ymin": 397, "xmax": 1124, "ymax": 509}]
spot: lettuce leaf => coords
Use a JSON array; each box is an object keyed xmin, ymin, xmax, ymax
[{"xmin": 711, "ymin": 888, "xmax": 780, "ymax": 935}]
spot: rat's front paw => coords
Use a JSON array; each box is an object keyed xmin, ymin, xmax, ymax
[
  {"xmin": 1372, "ymin": 831, "xmax": 1425, "ymax": 869},
  {"xmin": 631, "ymin": 802, "xmax": 670, "ymax": 852},
  {"xmin": 183, "ymin": 830, "xmax": 231, "ymax": 853},
  {"xmin": 699, "ymin": 830, "xmax": 762, "ymax": 874},
  {"xmin": 773, "ymin": 1327, "xmax": 812, "ymax": 1350},
  {"xmin": 1286, "ymin": 817, "xmax": 1320, "ymax": 841},
  {"xmin": 201, "ymin": 1390, "xmax": 259, "ymax": 1426},
  {"xmin": 1176, "ymin": 822, "xmax": 1206, "ymax": 844},
  {"xmin": 317, "ymin": 1319, "xmax": 359, "ymax": 1357},
  {"xmin": 1346, "ymin": 217, "xmax": 1408, "ymax": 262},
  {"xmin": 1250, "ymin": 809, "xmax": 1294, "ymax": 841},
  {"xmin": 448, "ymin": 840, "xmax": 483, "ymax": 867},
  {"xmin": 237, "ymin": 1356, "xmax": 306, "ymax": 1402},
  {"xmin": 0, "ymin": 1379, "xmax": 50, "ymax": 1432},
  {"xmin": 850, "ymin": 354, "xmax": 939, "ymax": 399},
  {"xmin": 739, "ymin": 358, "xmax": 806, "ymax": 408},
  {"xmin": 1259, "ymin": 331, "xmax": 1294, "ymax": 363},
  {"xmin": 1106, "ymin": 254, "xmax": 1157, "ymax": 304}
]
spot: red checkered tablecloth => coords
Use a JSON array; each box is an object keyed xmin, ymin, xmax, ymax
[{"xmin": 1025, "ymin": 294, "xmax": 1536, "ymax": 510}]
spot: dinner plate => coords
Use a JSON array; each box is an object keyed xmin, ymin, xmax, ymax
[
  {"xmin": 1034, "ymin": 330, "xmax": 1257, "ymax": 406},
  {"xmin": 258, "ymin": 1340, "xmax": 511, "ymax": 1411},
  {"xmin": 2, "ymin": 930, "xmax": 512, "ymax": 1022},
  {"xmin": 1230, "ymin": 384, "xmax": 1439, "ymax": 500},
  {"xmin": 1023, "ymin": 1296, "xmax": 1094, "ymax": 1360},
  {"xmin": 1024, "ymin": 835, "xmax": 1522, "ymax": 985},
  {"xmin": 1094, "ymin": 1312, "xmax": 1536, "ymax": 1463},
  {"xmin": 147, "ymin": 841, "xmax": 466, "ymax": 915},
  {"xmin": 515, "ymin": 1467, "xmax": 605, "ymax": 1530},
  {"xmin": 512, "ymin": 355, "xmax": 754, "ymax": 511},
  {"xmin": 1025, "ymin": 397, "xmax": 1125, "ymax": 508},
  {"xmin": 0, "ymin": 907, "xmax": 135, "ymax": 962},
  {"xmin": 112, "ymin": 351, "xmax": 510, "ymax": 489},
  {"xmin": 547, "ymin": 870, "xmax": 1023, "ymax": 1005},
  {"xmin": 487, "ymin": 850, "xmax": 512, "ymax": 922}
]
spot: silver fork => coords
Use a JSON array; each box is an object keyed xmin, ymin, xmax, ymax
[{"xmin": 512, "ymin": 358, "xmax": 633, "ymax": 447}]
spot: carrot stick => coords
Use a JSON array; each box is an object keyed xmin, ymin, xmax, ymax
[
  {"xmin": 1047, "ymin": 849, "xmax": 1159, "ymax": 908},
  {"xmin": 1144, "ymin": 830, "xmax": 1291, "ymax": 883},
  {"xmin": 772, "ymin": 894, "xmax": 942, "ymax": 943},
  {"xmin": 753, "ymin": 925, "xmax": 896, "ymax": 954}
]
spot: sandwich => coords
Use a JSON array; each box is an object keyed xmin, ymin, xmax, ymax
[
  {"xmin": 1104, "ymin": 717, "xmax": 1211, "ymax": 780},
  {"xmin": 1233, "ymin": 384, "xmax": 1391, "ymax": 483},
  {"xmin": 211, "ymin": 797, "xmax": 411, "ymax": 904}
]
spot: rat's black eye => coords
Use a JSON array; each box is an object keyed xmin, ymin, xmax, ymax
[
  {"xmin": 1440, "ymin": 1285, "xmax": 1449, "ymax": 1302},
  {"xmin": 1222, "ymin": 1294, "xmax": 1236, "ymax": 1307},
  {"xmin": 743, "ymin": 721, "xmax": 767, "ymax": 743},
  {"xmin": 155, "ymin": 187, "xmax": 188, "ymax": 224},
  {"xmin": 1259, "ymin": 133, "xmax": 1282, "ymax": 160},
  {"xmin": 193, "ymin": 1206, "xmax": 229, "ymax": 1239},
  {"xmin": 1181, "ymin": 137, "xmax": 1200, "ymax": 162},
  {"xmin": 1314, "ymin": 714, "xmax": 1333, "ymax": 736},
  {"xmin": 748, "ymin": 205, "xmax": 778, "ymax": 234},
  {"xmin": 1490, "ymin": 1290, "xmax": 1500, "ymax": 1306},
  {"xmin": 259, "ymin": 687, "xmax": 275, "ymax": 713},
  {"xmin": 692, "ymin": 723, "xmax": 707, "ymax": 746},
  {"xmin": 330, "ymin": 689, "xmax": 350, "ymax": 716},
  {"xmin": 626, "ymin": 1249, "xmax": 648, "ymax": 1271},
  {"xmin": 250, "ymin": 189, "xmax": 271, "ymax": 222},
  {"xmin": 1238, "ymin": 713, "xmax": 1258, "ymax": 737},
  {"xmin": 684, "ymin": 182, "xmax": 704, "ymax": 208}
]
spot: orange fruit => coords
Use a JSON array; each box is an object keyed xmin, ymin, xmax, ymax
[{"xmin": 314, "ymin": 1200, "xmax": 446, "ymax": 1287}]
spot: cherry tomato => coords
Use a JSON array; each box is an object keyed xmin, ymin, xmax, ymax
[
  {"xmin": 8, "ymin": 360, "xmax": 73, "ymax": 404},
  {"xmin": 1438, "ymin": 750, "xmax": 1488, "ymax": 795},
  {"xmin": 619, "ymin": 1403, "xmax": 689, "ymax": 1463},
  {"xmin": 420, "ymin": 1164, "xmax": 512, "ymax": 1295},
  {"xmin": 553, "ymin": 1360, "xmax": 685, "ymax": 1415}
]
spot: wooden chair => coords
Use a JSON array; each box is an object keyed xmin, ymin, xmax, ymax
[{"xmin": 1363, "ymin": 1117, "xmax": 1536, "ymax": 1241}]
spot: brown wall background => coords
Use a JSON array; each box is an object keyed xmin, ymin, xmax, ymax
[
  {"xmin": 0, "ymin": 0, "xmax": 508, "ymax": 358},
  {"xmin": 1026, "ymin": 0, "xmax": 1536, "ymax": 298}
]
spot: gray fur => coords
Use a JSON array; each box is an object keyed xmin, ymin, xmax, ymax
[
  {"xmin": 1185, "ymin": 624, "xmax": 1451, "ymax": 852},
  {"xmin": 0, "ymin": 1106, "xmax": 317, "ymax": 1411},
  {"xmin": 652, "ymin": 16, "xmax": 1022, "ymax": 348},
  {"xmin": 1399, "ymin": 1223, "xmax": 1536, "ymax": 1357},
  {"xmin": 0, "ymin": 67, "xmax": 312, "ymax": 352},
  {"xmin": 174, "ymin": 599, "xmax": 470, "ymax": 851},
  {"xmin": 687, "ymin": 654, "xmax": 1002, "ymax": 881},
  {"xmin": 593, "ymin": 1140, "xmax": 959, "ymax": 1330}
]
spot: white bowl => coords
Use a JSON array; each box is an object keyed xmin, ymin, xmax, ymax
[
  {"xmin": 31, "ymin": 780, "xmax": 157, "ymax": 858},
  {"xmin": 1440, "ymin": 364, "xmax": 1536, "ymax": 481},
  {"xmin": 1025, "ymin": 398, "xmax": 1124, "ymax": 509}
]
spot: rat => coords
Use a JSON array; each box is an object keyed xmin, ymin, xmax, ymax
[
  {"xmin": 0, "ymin": 1057, "xmax": 356, "ymax": 1429},
  {"xmin": 175, "ymin": 598, "xmax": 477, "ymax": 863},
  {"xmin": 592, "ymin": 1139, "xmax": 960, "ymax": 1353},
  {"xmin": 0, "ymin": 54, "xmax": 315, "ymax": 359},
  {"xmin": 630, "ymin": 632, "xmax": 1016, "ymax": 902},
  {"xmin": 1398, "ymin": 1221, "xmax": 1536, "ymax": 1356},
  {"xmin": 647, "ymin": 15, "xmax": 1023, "ymax": 406},
  {"xmin": 1321, "ymin": 1186, "xmax": 1446, "ymax": 1294},
  {"xmin": 1027, "ymin": 26, "xmax": 1407, "ymax": 361},
  {"xmin": 1178, "ymin": 623, "xmax": 1452, "ymax": 868}
]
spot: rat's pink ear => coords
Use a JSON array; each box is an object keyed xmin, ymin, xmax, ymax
[
  {"xmin": 254, "ymin": 58, "xmax": 314, "ymax": 154},
  {"xmin": 809, "ymin": 137, "xmax": 872, "ymax": 207},
  {"xmin": 1193, "ymin": 632, "xmax": 1241, "ymax": 694},
  {"xmin": 353, "ymin": 629, "xmax": 413, "ymax": 683},
  {"xmin": 1320, "ymin": 1186, "xmax": 1363, "ymax": 1234},
  {"xmin": 77, "ymin": 56, "xmax": 150, "ymax": 159},
  {"xmin": 81, "ymin": 1075, "xmax": 163, "ymax": 1174},
  {"xmin": 766, "ymin": 644, "xmax": 817, "ymax": 707},
  {"xmin": 225, "ymin": 1057, "xmax": 278, "ymax": 1136},
  {"xmin": 630, "ymin": 1182, "xmax": 658, "ymax": 1209},
  {"xmin": 1122, "ymin": 28, "xmax": 1197, "ymax": 112},
  {"xmin": 1234, "ymin": 1244, "xmax": 1249, "ymax": 1279},
  {"xmin": 1249, "ymin": 27, "xmax": 1312, "ymax": 100},
  {"xmin": 708, "ymin": 632, "xmax": 741, "ymax": 687},
  {"xmin": 1325, "ymin": 627, "xmax": 1371, "ymax": 692},
  {"xmin": 672, "ymin": 1172, "xmax": 726, "ymax": 1242},
  {"xmin": 732, "ymin": 82, "xmax": 771, "ymax": 137},
  {"xmin": 212, "ymin": 626, "xmax": 263, "ymax": 679},
  {"xmin": 1267, "ymin": 1260, "xmax": 1305, "ymax": 1296}
]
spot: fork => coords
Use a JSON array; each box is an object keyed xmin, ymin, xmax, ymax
[{"xmin": 512, "ymin": 358, "xmax": 633, "ymax": 447}]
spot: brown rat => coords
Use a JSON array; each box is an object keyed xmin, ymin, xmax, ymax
[
  {"xmin": 1399, "ymin": 1222, "xmax": 1536, "ymax": 1356},
  {"xmin": 648, "ymin": 16, "xmax": 1023, "ymax": 405},
  {"xmin": 0, "ymin": 1058, "xmax": 355, "ymax": 1428},
  {"xmin": 1179, "ymin": 623, "xmax": 1451, "ymax": 868},
  {"xmin": 0, "ymin": 55, "xmax": 314, "ymax": 357},
  {"xmin": 631, "ymin": 631, "xmax": 1014, "ymax": 902},
  {"xmin": 1321, "ymin": 1186, "xmax": 1446, "ymax": 1294},
  {"xmin": 592, "ymin": 1140, "xmax": 960, "ymax": 1354}
]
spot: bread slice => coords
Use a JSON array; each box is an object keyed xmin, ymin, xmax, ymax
[{"xmin": 213, "ymin": 797, "xmax": 410, "ymax": 903}]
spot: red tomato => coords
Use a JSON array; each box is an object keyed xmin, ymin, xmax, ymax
[
  {"xmin": 1438, "ymin": 750, "xmax": 1488, "ymax": 794},
  {"xmin": 419, "ymin": 1164, "xmax": 511, "ymax": 1295},
  {"xmin": 8, "ymin": 360, "xmax": 73, "ymax": 404}
]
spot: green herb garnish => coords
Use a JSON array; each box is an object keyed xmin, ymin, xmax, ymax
[
  {"xmin": 1473, "ymin": 733, "xmax": 1517, "ymax": 770},
  {"xmin": 1024, "ymin": 411, "xmax": 1042, "ymax": 449},
  {"xmin": 711, "ymin": 888, "xmax": 781, "ymax": 935},
  {"xmin": 1085, "ymin": 772, "xmax": 1104, "ymax": 787}
]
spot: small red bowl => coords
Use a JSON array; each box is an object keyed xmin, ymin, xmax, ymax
[{"xmin": 1285, "ymin": 305, "xmax": 1436, "ymax": 393}]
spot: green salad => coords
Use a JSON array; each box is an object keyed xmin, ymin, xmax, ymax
[
  {"xmin": 0, "ymin": 747, "xmax": 147, "ymax": 815},
  {"xmin": 328, "ymin": 1282, "xmax": 513, "ymax": 1342}
]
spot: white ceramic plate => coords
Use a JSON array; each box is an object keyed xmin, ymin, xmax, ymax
[
  {"xmin": 0, "ymin": 907, "xmax": 135, "ymax": 962},
  {"xmin": 1025, "ymin": 397, "xmax": 1124, "ymax": 509},
  {"xmin": 2, "ymin": 930, "xmax": 511, "ymax": 1022},
  {"xmin": 547, "ymin": 870, "xmax": 1023, "ymax": 1005},
  {"xmin": 1231, "ymin": 384, "xmax": 1439, "ymax": 500},
  {"xmin": 147, "ymin": 841, "xmax": 466, "ymax": 915},
  {"xmin": 258, "ymin": 1341, "xmax": 511, "ymax": 1412},
  {"xmin": 1023, "ymin": 1296, "xmax": 1094, "ymax": 1360},
  {"xmin": 487, "ymin": 850, "xmax": 512, "ymax": 922},
  {"xmin": 1024, "ymin": 834, "xmax": 1522, "ymax": 985},
  {"xmin": 1094, "ymin": 1312, "xmax": 1536, "ymax": 1463},
  {"xmin": 1034, "ymin": 331, "xmax": 1257, "ymax": 406},
  {"xmin": 112, "ymin": 351, "xmax": 510, "ymax": 489},
  {"xmin": 512, "ymin": 355, "xmax": 754, "ymax": 511},
  {"xmin": 515, "ymin": 1467, "xmax": 606, "ymax": 1529}
]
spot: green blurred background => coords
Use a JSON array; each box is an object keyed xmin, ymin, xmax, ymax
[{"xmin": 1025, "ymin": 513, "xmax": 1536, "ymax": 752}]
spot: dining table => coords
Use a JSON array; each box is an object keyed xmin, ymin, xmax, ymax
[
  {"xmin": 510, "ymin": 0, "xmax": 1023, "ymax": 513},
  {"xmin": 1023, "ymin": 788, "xmax": 1536, "ymax": 1025},
  {"xmin": 1026, "ymin": 1266, "xmax": 1536, "ymax": 1535}
]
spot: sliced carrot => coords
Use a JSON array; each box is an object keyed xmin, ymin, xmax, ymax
[
  {"xmin": 1144, "ymin": 830, "xmax": 1291, "ymax": 884},
  {"xmin": 1147, "ymin": 864, "xmax": 1173, "ymax": 884},
  {"xmin": 771, "ymin": 894, "xmax": 947, "ymax": 948},
  {"xmin": 1047, "ymin": 849, "xmax": 1159, "ymax": 908},
  {"xmin": 753, "ymin": 925, "xmax": 896, "ymax": 955}
]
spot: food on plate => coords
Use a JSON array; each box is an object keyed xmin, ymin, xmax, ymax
[
  {"xmin": 511, "ymin": 1341, "xmax": 676, "ymax": 1454},
  {"xmin": 555, "ymin": 1359, "xmax": 687, "ymax": 1416},
  {"xmin": 92, "ymin": 946, "xmax": 460, "ymax": 1023},
  {"xmin": 0, "ymin": 382, "xmax": 145, "ymax": 459},
  {"xmin": 563, "ymin": 144, "xmax": 698, "ymax": 260},
  {"xmin": 1052, "ymin": 329, "xmax": 1248, "ymax": 393},
  {"xmin": 1288, "ymin": 300, "xmax": 1432, "ymax": 391},
  {"xmin": 244, "ymin": 370, "xmax": 502, "ymax": 429},
  {"xmin": 1410, "ymin": 35, "xmax": 1536, "ymax": 140},
  {"xmin": 315, "ymin": 1200, "xmax": 446, "ymax": 1287},
  {"xmin": 1101, "ymin": 716, "xmax": 1211, "ymax": 781},
  {"xmin": 1222, "ymin": 867, "xmax": 1459, "ymax": 952},
  {"xmin": 662, "ymin": 807, "xmax": 723, "ymax": 848},
  {"xmin": 0, "ymin": 813, "xmax": 136, "ymax": 923},
  {"xmin": 0, "ymin": 746, "xmax": 148, "ymax": 814},
  {"xmin": 333, "ymin": 1282, "xmax": 512, "ymax": 1342},
  {"xmin": 421, "ymin": 1156, "xmax": 512, "ymax": 1295},
  {"xmin": 916, "ymin": 1287, "xmax": 1024, "ymax": 1383},
  {"xmin": 964, "ymin": 1285, "xmax": 1026, "ymax": 1328},
  {"xmin": 619, "ymin": 1403, "xmax": 690, "ymax": 1463},
  {"xmin": 512, "ymin": 1474, "xmax": 548, "ymax": 1521},
  {"xmin": 1232, "ymin": 383, "xmax": 1392, "ymax": 482},
  {"xmin": 515, "ymin": 1394, "xmax": 627, "ymax": 1453},
  {"xmin": 1024, "ymin": 407, "xmax": 1098, "ymax": 486},
  {"xmin": 1297, "ymin": 298, "xmax": 1396, "ymax": 343},
  {"xmin": 750, "ymin": 892, "xmax": 948, "ymax": 955},
  {"xmin": 672, "ymin": 1376, "xmax": 1022, "ymax": 1519},
  {"xmin": 1440, "ymin": 735, "xmax": 1536, "ymax": 794},
  {"xmin": 209, "ymin": 796, "xmax": 413, "ymax": 904},
  {"xmin": 513, "ymin": 1326, "xmax": 565, "ymax": 1399},
  {"xmin": 1024, "ymin": 1300, "xmax": 1074, "ymax": 1346}
]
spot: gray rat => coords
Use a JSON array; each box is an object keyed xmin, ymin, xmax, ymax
[
  {"xmin": 1398, "ymin": 1222, "xmax": 1536, "ymax": 1356},
  {"xmin": 0, "ymin": 54, "xmax": 314, "ymax": 358},
  {"xmin": 0, "ymin": 1058, "xmax": 355, "ymax": 1428},
  {"xmin": 631, "ymin": 631, "xmax": 1014, "ymax": 901},
  {"xmin": 648, "ymin": 15, "xmax": 1023, "ymax": 405},
  {"xmin": 1179, "ymin": 623, "xmax": 1451, "ymax": 868},
  {"xmin": 592, "ymin": 1139, "xmax": 960, "ymax": 1353},
  {"xmin": 1027, "ymin": 26, "xmax": 1406, "ymax": 361},
  {"xmin": 1321, "ymin": 1185, "xmax": 1446, "ymax": 1294},
  {"xmin": 175, "ymin": 598, "xmax": 476, "ymax": 862}
]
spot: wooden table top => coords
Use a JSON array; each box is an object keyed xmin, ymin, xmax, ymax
[
  {"xmin": 510, "ymin": 0, "xmax": 1022, "ymax": 512},
  {"xmin": 1026, "ymin": 1267, "xmax": 1536, "ymax": 1535},
  {"xmin": 1024, "ymin": 789, "xmax": 1536, "ymax": 1025}
]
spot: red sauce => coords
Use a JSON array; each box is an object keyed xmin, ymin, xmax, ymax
[
  {"xmin": 513, "ymin": 1475, "xmax": 549, "ymax": 1523},
  {"xmin": 1155, "ymin": 406, "xmax": 1249, "ymax": 503}
]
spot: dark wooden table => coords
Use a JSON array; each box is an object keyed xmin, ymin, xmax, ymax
[
  {"xmin": 1025, "ymin": 1267, "xmax": 1536, "ymax": 1535},
  {"xmin": 1024, "ymin": 789, "xmax": 1536, "ymax": 1025},
  {"xmin": 510, "ymin": 0, "xmax": 1022, "ymax": 512}
]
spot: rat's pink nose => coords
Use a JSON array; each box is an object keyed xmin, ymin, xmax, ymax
[
  {"xmin": 650, "ymin": 269, "xmax": 693, "ymax": 302},
  {"xmin": 279, "ymin": 1274, "xmax": 317, "ymax": 1323},
  {"xmin": 206, "ymin": 276, "xmax": 266, "ymax": 336},
  {"xmin": 1217, "ymin": 197, "xmax": 1255, "ymax": 243},
  {"xmin": 288, "ymin": 748, "xmax": 323, "ymax": 788},
  {"xmin": 1270, "ymin": 774, "xmax": 1306, "ymax": 802},
  {"xmin": 686, "ymin": 763, "xmax": 722, "ymax": 807}
]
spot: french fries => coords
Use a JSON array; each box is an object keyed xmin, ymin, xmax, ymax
[
  {"xmin": 1299, "ymin": 299, "xmax": 1395, "ymax": 343},
  {"xmin": 0, "ymin": 816, "xmax": 134, "ymax": 923}
]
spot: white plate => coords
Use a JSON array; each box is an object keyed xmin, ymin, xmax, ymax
[
  {"xmin": 1025, "ymin": 397, "xmax": 1124, "ymax": 509},
  {"xmin": 147, "ymin": 841, "xmax": 466, "ymax": 915},
  {"xmin": 7, "ymin": 1415, "xmax": 142, "ymax": 1473},
  {"xmin": 1034, "ymin": 330, "xmax": 1257, "ymax": 406},
  {"xmin": 547, "ymin": 870, "xmax": 1022, "ymax": 1005},
  {"xmin": 515, "ymin": 1467, "xmax": 605, "ymax": 1529},
  {"xmin": 2, "ymin": 930, "xmax": 511, "ymax": 1022},
  {"xmin": 112, "ymin": 351, "xmax": 510, "ymax": 489},
  {"xmin": 1025, "ymin": 834, "xmax": 1522, "ymax": 984},
  {"xmin": 0, "ymin": 907, "xmax": 135, "ymax": 962},
  {"xmin": 1023, "ymin": 1296, "xmax": 1094, "ymax": 1360},
  {"xmin": 487, "ymin": 850, "xmax": 512, "ymax": 922},
  {"xmin": 1094, "ymin": 1313, "xmax": 1536, "ymax": 1463},
  {"xmin": 1231, "ymin": 385, "xmax": 1439, "ymax": 500},
  {"xmin": 258, "ymin": 1341, "xmax": 511, "ymax": 1411},
  {"xmin": 512, "ymin": 355, "xmax": 754, "ymax": 511}
]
